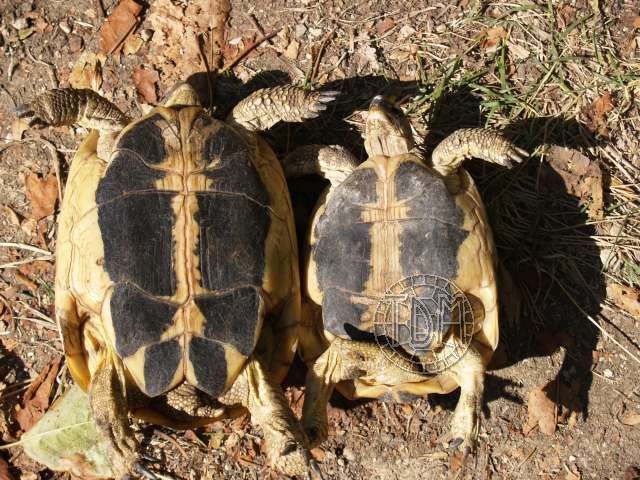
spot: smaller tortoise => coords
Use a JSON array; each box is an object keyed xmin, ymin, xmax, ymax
[
  {"xmin": 20, "ymin": 82, "xmax": 338, "ymax": 478},
  {"xmin": 284, "ymin": 96, "xmax": 527, "ymax": 453}
]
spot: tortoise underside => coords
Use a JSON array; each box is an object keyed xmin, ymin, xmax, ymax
[
  {"xmin": 313, "ymin": 158, "xmax": 470, "ymax": 352},
  {"xmin": 91, "ymin": 112, "xmax": 272, "ymax": 398}
]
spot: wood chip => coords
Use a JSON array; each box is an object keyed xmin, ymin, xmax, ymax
[
  {"xmin": 69, "ymin": 52, "xmax": 104, "ymax": 90},
  {"xmin": 606, "ymin": 284, "xmax": 640, "ymax": 318},
  {"xmin": 98, "ymin": 0, "xmax": 142, "ymax": 55},
  {"xmin": 620, "ymin": 411, "xmax": 640, "ymax": 427},
  {"xmin": 375, "ymin": 18, "xmax": 395, "ymax": 35}
]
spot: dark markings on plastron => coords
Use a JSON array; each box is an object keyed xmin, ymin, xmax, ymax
[
  {"xmin": 98, "ymin": 191, "xmax": 176, "ymax": 295},
  {"xmin": 393, "ymin": 160, "xmax": 468, "ymax": 353},
  {"xmin": 196, "ymin": 193, "xmax": 269, "ymax": 291},
  {"xmin": 111, "ymin": 283, "xmax": 178, "ymax": 358},
  {"xmin": 194, "ymin": 287, "xmax": 259, "ymax": 357},
  {"xmin": 394, "ymin": 161, "xmax": 467, "ymax": 281},
  {"xmin": 189, "ymin": 336, "xmax": 228, "ymax": 397},
  {"xmin": 143, "ymin": 339, "xmax": 181, "ymax": 397},
  {"xmin": 116, "ymin": 114, "xmax": 167, "ymax": 165},
  {"xmin": 200, "ymin": 126, "xmax": 269, "ymax": 205},
  {"xmin": 314, "ymin": 167, "xmax": 377, "ymax": 339}
]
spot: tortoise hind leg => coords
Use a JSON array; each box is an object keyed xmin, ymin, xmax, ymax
[
  {"xmin": 228, "ymin": 85, "xmax": 338, "ymax": 131},
  {"xmin": 281, "ymin": 144, "xmax": 359, "ymax": 186},
  {"xmin": 439, "ymin": 340, "xmax": 486, "ymax": 453},
  {"xmin": 90, "ymin": 355, "xmax": 158, "ymax": 479},
  {"xmin": 431, "ymin": 128, "xmax": 527, "ymax": 179},
  {"xmin": 220, "ymin": 357, "xmax": 312, "ymax": 477},
  {"xmin": 302, "ymin": 337, "xmax": 426, "ymax": 447}
]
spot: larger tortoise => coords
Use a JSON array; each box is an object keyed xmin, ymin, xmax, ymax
[
  {"xmin": 284, "ymin": 96, "xmax": 526, "ymax": 453},
  {"xmin": 21, "ymin": 82, "xmax": 337, "ymax": 478}
]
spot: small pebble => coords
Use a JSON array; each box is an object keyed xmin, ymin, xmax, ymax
[
  {"xmin": 69, "ymin": 35, "xmax": 83, "ymax": 52},
  {"xmin": 569, "ymin": 455, "xmax": 577, "ymax": 462},
  {"xmin": 59, "ymin": 19, "xmax": 72, "ymax": 34},
  {"xmin": 295, "ymin": 24, "xmax": 307, "ymax": 39},
  {"xmin": 342, "ymin": 447, "xmax": 356, "ymax": 462},
  {"xmin": 337, "ymin": 458, "xmax": 345, "ymax": 467},
  {"xmin": 603, "ymin": 368, "xmax": 614, "ymax": 378},
  {"xmin": 12, "ymin": 18, "xmax": 29, "ymax": 30},
  {"xmin": 435, "ymin": 24, "xmax": 447, "ymax": 34}
]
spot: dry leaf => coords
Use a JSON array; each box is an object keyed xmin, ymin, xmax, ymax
[
  {"xmin": 69, "ymin": 52, "xmax": 104, "ymax": 90},
  {"xmin": 482, "ymin": 26, "xmax": 507, "ymax": 53},
  {"xmin": 634, "ymin": 17, "xmax": 640, "ymax": 29},
  {"xmin": 22, "ymin": 385, "xmax": 113, "ymax": 478},
  {"xmin": 524, "ymin": 383, "xmax": 556, "ymax": 435},
  {"xmin": 14, "ymin": 271, "xmax": 38, "ymax": 293},
  {"xmin": 585, "ymin": 91, "xmax": 614, "ymax": 136},
  {"xmin": 311, "ymin": 447, "xmax": 326, "ymax": 462},
  {"xmin": 16, "ymin": 357, "xmax": 62, "ymax": 433},
  {"xmin": 449, "ymin": 450, "xmax": 466, "ymax": 471},
  {"xmin": 566, "ymin": 466, "xmax": 581, "ymax": 480},
  {"xmin": 284, "ymin": 39, "xmax": 300, "ymax": 60},
  {"xmin": 375, "ymin": 17, "xmax": 396, "ymax": 35},
  {"xmin": 606, "ymin": 284, "xmax": 640, "ymax": 318},
  {"xmin": 624, "ymin": 466, "xmax": 640, "ymax": 480},
  {"xmin": 132, "ymin": 67, "xmax": 160, "ymax": 104},
  {"xmin": 546, "ymin": 146, "xmax": 603, "ymax": 220},
  {"xmin": 24, "ymin": 173, "xmax": 58, "ymax": 221},
  {"xmin": 620, "ymin": 411, "xmax": 640, "ymax": 427},
  {"xmin": 123, "ymin": 34, "xmax": 144, "ymax": 55},
  {"xmin": 99, "ymin": 0, "xmax": 142, "ymax": 55},
  {"xmin": 0, "ymin": 457, "xmax": 14, "ymax": 480}
]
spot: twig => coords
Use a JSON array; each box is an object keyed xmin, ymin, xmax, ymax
[
  {"xmin": 220, "ymin": 30, "xmax": 279, "ymax": 73},
  {"xmin": 95, "ymin": 0, "xmax": 106, "ymax": 19},
  {"xmin": 248, "ymin": 14, "xmax": 273, "ymax": 45},
  {"xmin": 305, "ymin": 28, "xmax": 336, "ymax": 87},
  {"xmin": 0, "ymin": 243, "xmax": 51, "ymax": 256},
  {"xmin": 0, "ymin": 256, "xmax": 54, "ymax": 269}
]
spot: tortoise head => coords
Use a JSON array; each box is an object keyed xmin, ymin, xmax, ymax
[
  {"xmin": 163, "ymin": 82, "xmax": 201, "ymax": 108},
  {"xmin": 363, "ymin": 95, "xmax": 414, "ymax": 157}
]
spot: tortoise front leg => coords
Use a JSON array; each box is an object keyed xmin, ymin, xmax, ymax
[
  {"xmin": 302, "ymin": 337, "xmax": 427, "ymax": 447},
  {"xmin": 19, "ymin": 88, "xmax": 128, "ymax": 160},
  {"xmin": 90, "ymin": 355, "xmax": 158, "ymax": 480},
  {"xmin": 281, "ymin": 144, "xmax": 359, "ymax": 186},
  {"xmin": 228, "ymin": 85, "xmax": 338, "ymax": 131},
  {"xmin": 431, "ymin": 128, "xmax": 527, "ymax": 179},
  {"xmin": 220, "ymin": 357, "xmax": 314, "ymax": 477}
]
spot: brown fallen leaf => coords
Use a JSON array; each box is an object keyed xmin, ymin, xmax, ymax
[
  {"xmin": 482, "ymin": 26, "xmax": 507, "ymax": 53},
  {"xmin": 565, "ymin": 466, "xmax": 581, "ymax": 480},
  {"xmin": 16, "ymin": 357, "xmax": 62, "ymax": 434},
  {"xmin": 0, "ymin": 457, "xmax": 15, "ymax": 480},
  {"xmin": 210, "ymin": 0, "xmax": 231, "ymax": 70},
  {"xmin": 624, "ymin": 465, "xmax": 640, "ymax": 480},
  {"xmin": 310, "ymin": 447, "xmax": 326, "ymax": 462},
  {"xmin": 284, "ymin": 39, "xmax": 300, "ymax": 60},
  {"xmin": 606, "ymin": 284, "xmax": 640, "ymax": 318},
  {"xmin": 132, "ymin": 67, "xmax": 160, "ymax": 104},
  {"xmin": 375, "ymin": 17, "xmax": 396, "ymax": 35},
  {"xmin": 524, "ymin": 382, "xmax": 556, "ymax": 435},
  {"xmin": 620, "ymin": 411, "xmax": 640, "ymax": 427},
  {"xmin": 14, "ymin": 271, "xmax": 38, "ymax": 293},
  {"xmin": 584, "ymin": 91, "xmax": 614, "ymax": 136},
  {"xmin": 546, "ymin": 146, "xmax": 603, "ymax": 220},
  {"xmin": 449, "ymin": 450, "xmax": 466, "ymax": 471},
  {"xmin": 99, "ymin": 0, "xmax": 143, "ymax": 55},
  {"xmin": 24, "ymin": 173, "xmax": 58, "ymax": 220}
]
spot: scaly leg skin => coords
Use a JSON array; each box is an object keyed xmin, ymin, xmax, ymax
[
  {"xmin": 18, "ymin": 88, "xmax": 128, "ymax": 131},
  {"xmin": 18, "ymin": 88, "xmax": 128, "ymax": 161},
  {"xmin": 90, "ymin": 357, "xmax": 158, "ymax": 480},
  {"xmin": 220, "ymin": 357, "xmax": 314, "ymax": 477},
  {"xmin": 440, "ymin": 340, "xmax": 486, "ymax": 454},
  {"xmin": 228, "ymin": 85, "xmax": 338, "ymax": 132},
  {"xmin": 281, "ymin": 144, "xmax": 359, "ymax": 186},
  {"xmin": 302, "ymin": 337, "xmax": 427, "ymax": 447},
  {"xmin": 431, "ymin": 128, "xmax": 528, "ymax": 178}
]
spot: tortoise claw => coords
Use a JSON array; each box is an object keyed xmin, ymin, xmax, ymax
[{"xmin": 306, "ymin": 459, "xmax": 324, "ymax": 480}]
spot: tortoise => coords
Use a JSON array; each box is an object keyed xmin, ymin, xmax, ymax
[
  {"xmin": 283, "ymin": 95, "xmax": 527, "ymax": 453},
  {"xmin": 20, "ymin": 82, "xmax": 338, "ymax": 478}
]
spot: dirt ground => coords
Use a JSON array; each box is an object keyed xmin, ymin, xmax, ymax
[{"xmin": 1, "ymin": 0, "xmax": 640, "ymax": 479}]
